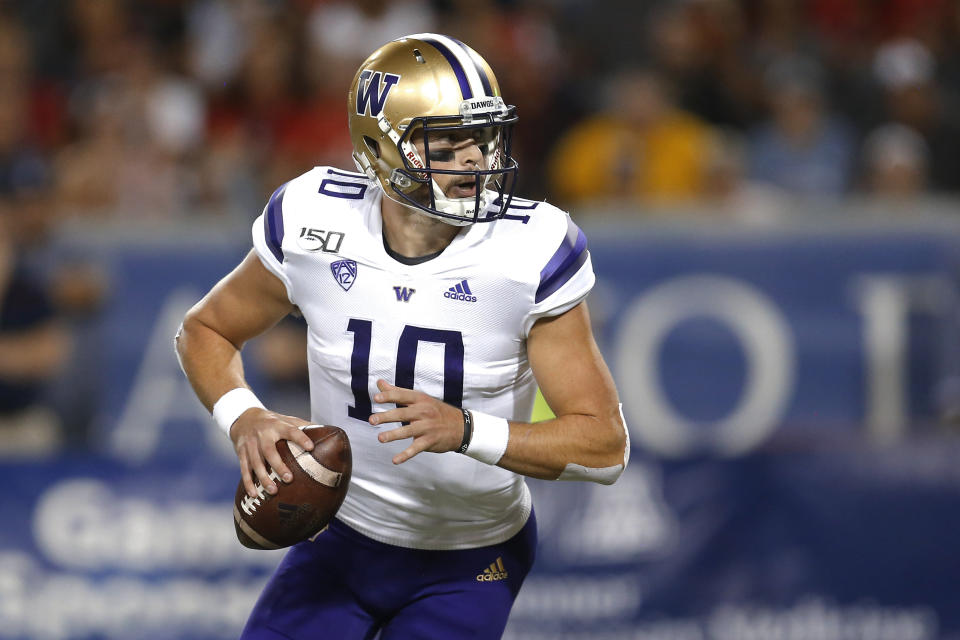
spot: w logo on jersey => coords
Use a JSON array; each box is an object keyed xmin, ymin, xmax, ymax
[
  {"xmin": 356, "ymin": 70, "xmax": 401, "ymax": 117},
  {"xmin": 393, "ymin": 286, "xmax": 415, "ymax": 302}
]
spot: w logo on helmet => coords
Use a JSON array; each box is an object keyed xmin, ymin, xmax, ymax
[{"xmin": 356, "ymin": 70, "xmax": 401, "ymax": 117}]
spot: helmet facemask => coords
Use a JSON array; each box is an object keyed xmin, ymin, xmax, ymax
[{"xmin": 380, "ymin": 101, "xmax": 519, "ymax": 226}]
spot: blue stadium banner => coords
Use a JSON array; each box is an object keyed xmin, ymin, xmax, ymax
[{"xmin": 1, "ymin": 223, "xmax": 959, "ymax": 639}]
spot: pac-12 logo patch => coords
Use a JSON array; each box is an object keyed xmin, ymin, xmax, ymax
[{"xmin": 331, "ymin": 260, "xmax": 358, "ymax": 291}]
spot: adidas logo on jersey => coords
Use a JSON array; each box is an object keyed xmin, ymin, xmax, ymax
[
  {"xmin": 476, "ymin": 557, "xmax": 508, "ymax": 582},
  {"xmin": 444, "ymin": 279, "xmax": 477, "ymax": 302}
]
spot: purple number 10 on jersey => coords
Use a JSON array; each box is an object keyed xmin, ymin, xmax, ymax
[{"xmin": 347, "ymin": 319, "xmax": 465, "ymax": 420}]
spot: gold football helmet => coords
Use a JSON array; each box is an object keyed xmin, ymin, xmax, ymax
[{"xmin": 348, "ymin": 33, "xmax": 519, "ymax": 225}]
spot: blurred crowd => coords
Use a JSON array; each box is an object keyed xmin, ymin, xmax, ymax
[
  {"xmin": 1, "ymin": 0, "xmax": 959, "ymax": 223},
  {"xmin": 3, "ymin": 0, "xmax": 960, "ymax": 455},
  {"xmin": 547, "ymin": 0, "xmax": 960, "ymax": 218}
]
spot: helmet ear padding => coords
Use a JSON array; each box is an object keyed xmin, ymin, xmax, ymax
[{"xmin": 363, "ymin": 136, "xmax": 381, "ymax": 159}]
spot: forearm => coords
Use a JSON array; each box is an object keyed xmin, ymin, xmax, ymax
[
  {"xmin": 176, "ymin": 314, "xmax": 250, "ymax": 411},
  {"xmin": 497, "ymin": 408, "xmax": 627, "ymax": 482},
  {"xmin": 175, "ymin": 251, "xmax": 296, "ymax": 418},
  {"xmin": 501, "ymin": 302, "xmax": 628, "ymax": 484}
]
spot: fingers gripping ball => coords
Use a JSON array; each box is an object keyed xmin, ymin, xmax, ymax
[{"xmin": 233, "ymin": 425, "xmax": 352, "ymax": 549}]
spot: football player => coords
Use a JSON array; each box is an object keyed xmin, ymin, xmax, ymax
[{"xmin": 176, "ymin": 33, "xmax": 628, "ymax": 639}]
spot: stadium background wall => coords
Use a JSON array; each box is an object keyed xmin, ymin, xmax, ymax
[{"xmin": 1, "ymin": 212, "xmax": 959, "ymax": 640}]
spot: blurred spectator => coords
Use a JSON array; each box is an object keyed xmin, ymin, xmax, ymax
[
  {"xmin": 809, "ymin": 0, "xmax": 950, "ymax": 46},
  {"xmin": 291, "ymin": 18, "xmax": 364, "ymax": 173},
  {"xmin": 860, "ymin": 123, "xmax": 929, "ymax": 199},
  {"xmin": 0, "ymin": 15, "xmax": 29, "ymax": 79},
  {"xmin": 186, "ymin": 0, "xmax": 247, "ymax": 90},
  {"xmin": 546, "ymin": 67, "xmax": 712, "ymax": 208},
  {"xmin": 308, "ymin": 0, "xmax": 437, "ymax": 67},
  {"xmin": 186, "ymin": 1, "xmax": 266, "ymax": 217},
  {"xmin": 648, "ymin": 0, "xmax": 760, "ymax": 128},
  {"xmin": 53, "ymin": 76, "xmax": 127, "ymax": 213},
  {"xmin": 0, "ymin": 170, "xmax": 72, "ymax": 457},
  {"xmin": 55, "ymin": 34, "xmax": 206, "ymax": 219},
  {"xmin": 68, "ymin": 0, "xmax": 131, "ymax": 76},
  {"xmin": 700, "ymin": 129, "xmax": 789, "ymax": 224},
  {"xmin": 0, "ymin": 8, "xmax": 109, "ymax": 454},
  {"xmin": 747, "ymin": 55, "xmax": 855, "ymax": 198},
  {"xmin": 0, "ymin": 85, "xmax": 47, "ymax": 216},
  {"xmin": 203, "ymin": 7, "xmax": 354, "ymax": 213},
  {"xmin": 42, "ymin": 245, "xmax": 109, "ymax": 451},
  {"xmin": 872, "ymin": 38, "xmax": 960, "ymax": 193},
  {"xmin": 0, "ymin": 0, "xmax": 958, "ymax": 222}
]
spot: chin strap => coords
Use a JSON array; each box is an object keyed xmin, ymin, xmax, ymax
[{"xmin": 428, "ymin": 181, "xmax": 491, "ymax": 225}]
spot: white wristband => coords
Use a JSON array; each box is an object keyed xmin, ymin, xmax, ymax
[
  {"xmin": 463, "ymin": 411, "xmax": 509, "ymax": 465},
  {"xmin": 212, "ymin": 388, "xmax": 265, "ymax": 436}
]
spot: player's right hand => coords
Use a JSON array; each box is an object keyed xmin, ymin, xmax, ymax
[{"xmin": 230, "ymin": 408, "xmax": 315, "ymax": 498}]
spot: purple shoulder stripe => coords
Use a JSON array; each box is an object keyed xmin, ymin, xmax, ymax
[
  {"xmin": 264, "ymin": 183, "xmax": 288, "ymax": 263},
  {"xmin": 536, "ymin": 217, "xmax": 588, "ymax": 303}
]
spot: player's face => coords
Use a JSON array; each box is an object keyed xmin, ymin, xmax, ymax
[{"xmin": 413, "ymin": 128, "xmax": 497, "ymax": 199}]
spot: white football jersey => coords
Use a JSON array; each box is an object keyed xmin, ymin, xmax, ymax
[{"xmin": 251, "ymin": 166, "xmax": 594, "ymax": 550}]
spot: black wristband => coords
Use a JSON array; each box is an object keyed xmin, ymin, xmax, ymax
[{"xmin": 457, "ymin": 408, "xmax": 473, "ymax": 454}]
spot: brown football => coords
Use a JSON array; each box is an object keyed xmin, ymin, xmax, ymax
[{"xmin": 233, "ymin": 425, "xmax": 351, "ymax": 550}]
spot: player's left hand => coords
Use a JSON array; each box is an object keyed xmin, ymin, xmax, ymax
[{"xmin": 369, "ymin": 379, "xmax": 465, "ymax": 464}]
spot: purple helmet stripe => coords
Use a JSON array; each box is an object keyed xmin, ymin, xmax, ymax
[
  {"xmin": 451, "ymin": 37, "xmax": 494, "ymax": 96},
  {"xmin": 419, "ymin": 36, "xmax": 473, "ymax": 99},
  {"xmin": 536, "ymin": 219, "xmax": 588, "ymax": 303},
  {"xmin": 264, "ymin": 183, "xmax": 288, "ymax": 263}
]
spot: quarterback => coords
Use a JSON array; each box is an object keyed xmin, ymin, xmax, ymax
[{"xmin": 176, "ymin": 33, "xmax": 628, "ymax": 639}]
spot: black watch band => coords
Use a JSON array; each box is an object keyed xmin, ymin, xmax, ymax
[{"xmin": 457, "ymin": 408, "xmax": 473, "ymax": 454}]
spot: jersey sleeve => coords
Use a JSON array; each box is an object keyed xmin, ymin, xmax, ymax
[
  {"xmin": 522, "ymin": 214, "xmax": 595, "ymax": 336},
  {"xmin": 251, "ymin": 181, "xmax": 295, "ymax": 303}
]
